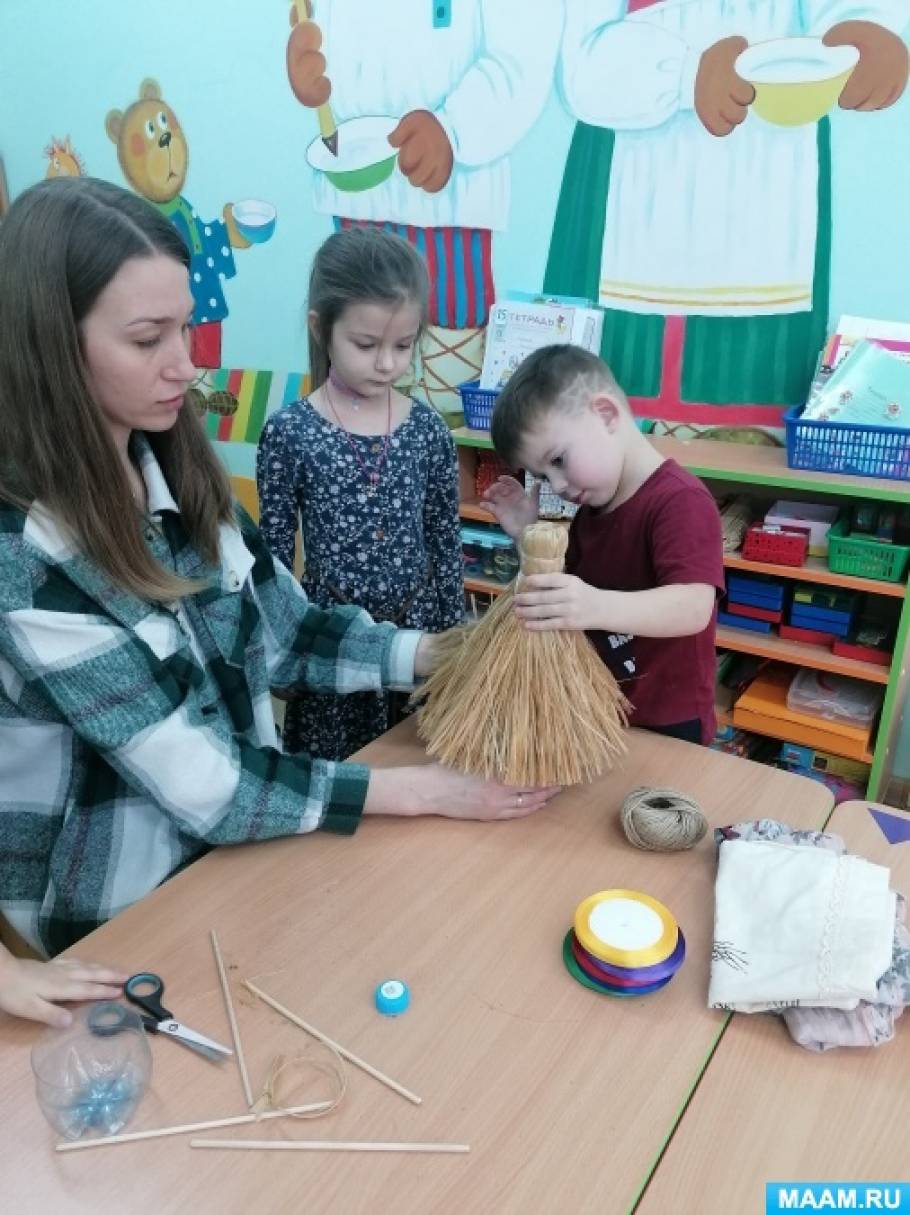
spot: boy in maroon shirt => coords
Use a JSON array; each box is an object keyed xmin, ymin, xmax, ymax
[{"xmin": 483, "ymin": 344, "xmax": 724, "ymax": 745}]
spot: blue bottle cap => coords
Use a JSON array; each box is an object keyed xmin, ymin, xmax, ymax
[{"xmin": 374, "ymin": 979, "xmax": 410, "ymax": 1016}]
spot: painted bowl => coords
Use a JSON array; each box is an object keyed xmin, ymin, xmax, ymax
[
  {"xmin": 307, "ymin": 115, "xmax": 399, "ymax": 193},
  {"xmin": 232, "ymin": 199, "xmax": 277, "ymax": 244},
  {"xmin": 736, "ymin": 37, "xmax": 859, "ymax": 127}
]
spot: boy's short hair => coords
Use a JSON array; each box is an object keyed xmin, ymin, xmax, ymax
[{"xmin": 490, "ymin": 344, "xmax": 624, "ymax": 466}]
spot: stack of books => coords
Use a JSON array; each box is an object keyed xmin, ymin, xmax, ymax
[
  {"xmin": 480, "ymin": 293, "xmax": 604, "ymax": 392},
  {"xmin": 805, "ymin": 314, "xmax": 910, "ymax": 425}
]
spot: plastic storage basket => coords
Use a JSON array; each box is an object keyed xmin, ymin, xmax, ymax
[
  {"xmin": 784, "ymin": 405, "xmax": 910, "ymax": 481},
  {"xmin": 741, "ymin": 523, "xmax": 808, "ymax": 567},
  {"xmin": 826, "ymin": 517, "xmax": 910, "ymax": 583},
  {"xmin": 458, "ymin": 381, "xmax": 499, "ymax": 430}
]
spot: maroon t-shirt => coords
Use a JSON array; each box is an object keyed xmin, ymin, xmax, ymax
[{"xmin": 566, "ymin": 459, "xmax": 724, "ymax": 744}]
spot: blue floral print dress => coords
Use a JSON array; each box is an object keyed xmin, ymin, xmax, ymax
[{"xmin": 257, "ymin": 397, "xmax": 464, "ymax": 760}]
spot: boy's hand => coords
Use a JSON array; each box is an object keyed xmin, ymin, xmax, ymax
[
  {"xmin": 482, "ymin": 476, "xmax": 539, "ymax": 541},
  {"xmin": 514, "ymin": 573, "xmax": 603, "ymax": 632}
]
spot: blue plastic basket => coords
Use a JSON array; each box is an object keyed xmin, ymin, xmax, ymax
[
  {"xmin": 458, "ymin": 380, "xmax": 499, "ymax": 430},
  {"xmin": 784, "ymin": 405, "xmax": 910, "ymax": 481}
]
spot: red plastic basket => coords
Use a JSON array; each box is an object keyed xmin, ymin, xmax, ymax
[
  {"xmin": 741, "ymin": 523, "xmax": 809, "ymax": 567},
  {"xmin": 474, "ymin": 451, "xmax": 515, "ymax": 499}
]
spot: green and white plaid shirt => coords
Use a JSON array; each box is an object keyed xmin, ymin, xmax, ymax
[{"xmin": 0, "ymin": 441, "xmax": 421, "ymax": 956}]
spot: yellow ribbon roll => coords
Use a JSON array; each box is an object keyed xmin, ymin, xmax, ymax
[{"xmin": 573, "ymin": 889, "xmax": 678, "ymax": 968}]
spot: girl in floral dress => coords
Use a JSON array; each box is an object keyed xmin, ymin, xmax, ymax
[{"xmin": 257, "ymin": 228, "xmax": 463, "ymax": 759}]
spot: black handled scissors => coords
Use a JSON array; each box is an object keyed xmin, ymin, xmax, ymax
[{"xmin": 121, "ymin": 972, "xmax": 233, "ymax": 1062}]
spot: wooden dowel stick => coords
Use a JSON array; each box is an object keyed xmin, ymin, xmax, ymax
[
  {"xmin": 55, "ymin": 1102, "xmax": 333, "ymax": 1152},
  {"xmin": 243, "ymin": 980, "xmax": 422, "ymax": 1106},
  {"xmin": 211, "ymin": 928, "xmax": 254, "ymax": 1109},
  {"xmin": 191, "ymin": 1139, "xmax": 469, "ymax": 1154}
]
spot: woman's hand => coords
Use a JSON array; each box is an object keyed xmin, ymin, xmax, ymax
[
  {"xmin": 365, "ymin": 764, "xmax": 561, "ymax": 820},
  {"xmin": 414, "ymin": 632, "xmax": 441, "ymax": 679},
  {"xmin": 0, "ymin": 948, "xmax": 127, "ymax": 1028}
]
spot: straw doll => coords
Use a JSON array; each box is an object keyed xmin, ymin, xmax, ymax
[{"xmin": 415, "ymin": 522, "xmax": 629, "ymax": 786}]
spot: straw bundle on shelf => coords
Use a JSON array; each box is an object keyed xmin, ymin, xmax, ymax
[{"xmin": 413, "ymin": 522, "xmax": 629, "ymax": 786}]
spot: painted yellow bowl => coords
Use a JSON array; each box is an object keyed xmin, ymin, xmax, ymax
[{"xmin": 736, "ymin": 37, "xmax": 859, "ymax": 127}]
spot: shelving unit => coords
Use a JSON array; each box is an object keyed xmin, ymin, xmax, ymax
[
  {"xmin": 464, "ymin": 573, "xmax": 507, "ymax": 596},
  {"xmin": 715, "ymin": 626, "xmax": 890, "ymax": 686},
  {"xmin": 459, "ymin": 498, "xmax": 497, "ymax": 524},
  {"xmin": 453, "ymin": 426, "xmax": 910, "ymax": 799},
  {"xmin": 722, "ymin": 551, "xmax": 905, "ymax": 599}
]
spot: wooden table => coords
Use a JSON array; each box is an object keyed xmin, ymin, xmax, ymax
[
  {"xmin": 0, "ymin": 722, "xmax": 832, "ymax": 1215},
  {"xmin": 638, "ymin": 800, "xmax": 910, "ymax": 1215}
]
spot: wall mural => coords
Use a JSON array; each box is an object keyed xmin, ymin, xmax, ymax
[
  {"xmin": 44, "ymin": 136, "xmax": 84, "ymax": 179},
  {"xmin": 286, "ymin": 0, "xmax": 561, "ymax": 416},
  {"xmin": 544, "ymin": 1, "xmax": 909, "ymax": 437},
  {"xmin": 3, "ymin": 2, "xmax": 908, "ymax": 443},
  {"xmin": 105, "ymin": 78, "xmax": 277, "ymax": 379}
]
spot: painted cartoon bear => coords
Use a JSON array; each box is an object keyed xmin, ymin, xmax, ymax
[{"xmin": 105, "ymin": 79, "xmax": 271, "ymax": 368}]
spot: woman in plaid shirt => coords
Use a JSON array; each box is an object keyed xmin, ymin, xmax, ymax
[{"xmin": 0, "ymin": 178, "xmax": 558, "ymax": 1026}]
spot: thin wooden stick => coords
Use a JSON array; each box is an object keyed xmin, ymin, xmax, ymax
[
  {"xmin": 54, "ymin": 1102, "xmax": 333, "ymax": 1152},
  {"xmin": 191, "ymin": 1139, "xmax": 469, "ymax": 1154},
  {"xmin": 210, "ymin": 928, "xmax": 254, "ymax": 1109},
  {"xmin": 243, "ymin": 980, "xmax": 422, "ymax": 1106}
]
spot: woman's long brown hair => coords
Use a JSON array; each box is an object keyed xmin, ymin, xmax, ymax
[{"xmin": 0, "ymin": 176, "xmax": 233, "ymax": 601}]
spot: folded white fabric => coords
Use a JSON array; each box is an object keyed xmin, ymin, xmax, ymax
[{"xmin": 709, "ymin": 839, "xmax": 896, "ymax": 1012}]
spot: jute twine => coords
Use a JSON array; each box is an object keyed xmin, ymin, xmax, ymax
[
  {"xmin": 620, "ymin": 787, "xmax": 708, "ymax": 852},
  {"xmin": 251, "ymin": 1043, "xmax": 347, "ymax": 1120}
]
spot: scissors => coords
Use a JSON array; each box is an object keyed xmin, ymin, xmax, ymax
[{"xmin": 108, "ymin": 972, "xmax": 234, "ymax": 1062}]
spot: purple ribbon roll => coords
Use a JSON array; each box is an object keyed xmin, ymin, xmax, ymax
[{"xmin": 572, "ymin": 927, "xmax": 686, "ymax": 985}]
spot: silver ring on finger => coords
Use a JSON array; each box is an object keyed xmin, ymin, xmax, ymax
[{"xmin": 517, "ymin": 792, "xmax": 524, "ymax": 807}]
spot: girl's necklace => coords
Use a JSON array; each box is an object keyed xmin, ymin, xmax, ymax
[
  {"xmin": 324, "ymin": 378, "xmax": 392, "ymax": 498},
  {"xmin": 328, "ymin": 366, "xmax": 361, "ymax": 411}
]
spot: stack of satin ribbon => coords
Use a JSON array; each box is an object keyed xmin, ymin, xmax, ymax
[{"xmin": 563, "ymin": 889, "xmax": 686, "ymax": 997}]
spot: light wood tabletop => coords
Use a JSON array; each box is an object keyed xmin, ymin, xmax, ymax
[
  {"xmin": 0, "ymin": 721, "xmax": 833, "ymax": 1215},
  {"xmin": 637, "ymin": 799, "xmax": 910, "ymax": 1215}
]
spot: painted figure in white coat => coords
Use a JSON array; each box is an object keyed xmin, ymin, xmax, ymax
[
  {"xmin": 287, "ymin": 0, "xmax": 562, "ymax": 417},
  {"xmin": 546, "ymin": 1, "xmax": 909, "ymax": 427}
]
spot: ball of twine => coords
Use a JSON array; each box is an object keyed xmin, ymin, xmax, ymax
[{"xmin": 620, "ymin": 787, "xmax": 708, "ymax": 852}]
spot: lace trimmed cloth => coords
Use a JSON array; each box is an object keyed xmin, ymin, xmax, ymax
[{"xmin": 709, "ymin": 821, "xmax": 895, "ymax": 1012}]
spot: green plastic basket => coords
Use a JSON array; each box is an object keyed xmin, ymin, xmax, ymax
[{"xmin": 826, "ymin": 517, "xmax": 910, "ymax": 583}]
